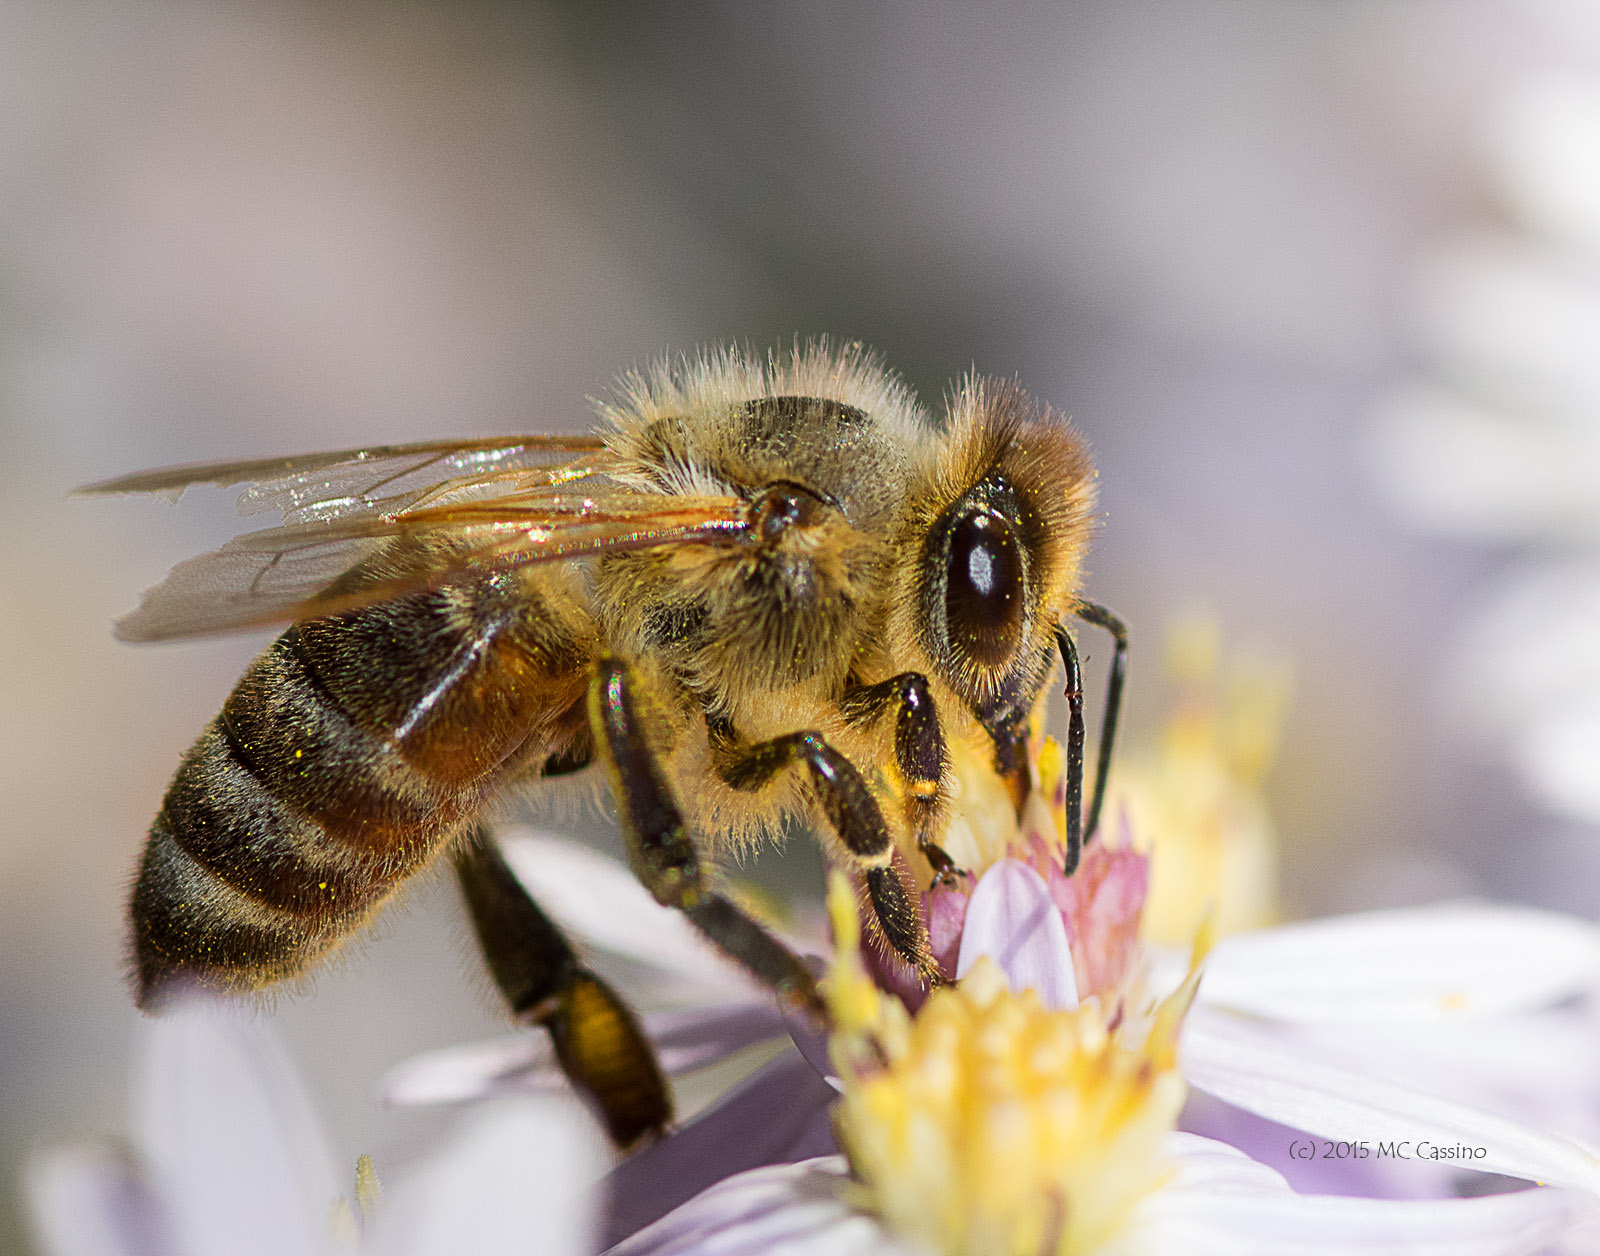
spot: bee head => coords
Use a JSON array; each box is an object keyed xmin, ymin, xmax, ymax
[{"xmin": 893, "ymin": 377, "xmax": 1097, "ymax": 739}]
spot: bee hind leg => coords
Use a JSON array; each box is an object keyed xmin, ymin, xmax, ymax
[
  {"xmin": 589, "ymin": 656, "xmax": 826, "ymax": 1018},
  {"xmin": 453, "ymin": 830, "xmax": 670, "ymax": 1149},
  {"xmin": 711, "ymin": 714, "xmax": 940, "ymax": 988}
]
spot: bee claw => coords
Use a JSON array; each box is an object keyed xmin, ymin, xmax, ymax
[{"xmin": 920, "ymin": 840, "xmax": 969, "ymax": 890}]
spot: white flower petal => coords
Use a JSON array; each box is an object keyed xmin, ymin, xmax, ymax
[
  {"xmin": 500, "ymin": 831, "xmax": 769, "ymax": 1000},
  {"xmin": 602, "ymin": 1050, "xmax": 839, "ymax": 1248},
  {"xmin": 1132, "ymin": 1132, "xmax": 1599, "ymax": 1256},
  {"xmin": 1268, "ymin": 1005, "xmax": 1600, "ymax": 1142},
  {"xmin": 369, "ymin": 1096, "xmax": 605, "ymax": 1256},
  {"xmin": 380, "ymin": 1003, "xmax": 788, "ymax": 1106},
  {"xmin": 1517, "ymin": 702, "xmax": 1600, "ymax": 825},
  {"xmin": 1202, "ymin": 903, "xmax": 1600, "ymax": 1022},
  {"xmin": 1489, "ymin": 74, "xmax": 1600, "ymax": 261},
  {"xmin": 1365, "ymin": 385, "xmax": 1591, "ymax": 540},
  {"xmin": 131, "ymin": 998, "xmax": 338, "ymax": 1256},
  {"xmin": 1453, "ymin": 562, "xmax": 1600, "ymax": 735},
  {"xmin": 955, "ymin": 858, "xmax": 1079, "ymax": 1010},
  {"xmin": 1413, "ymin": 234, "xmax": 1600, "ymax": 409},
  {"xmin": 1183, "ymin": 1008, "xmax": 1600, "ymax": 1195},
  {"xmin": 379, "ymin": 1033, "xmax": 562, "ymax": 1106},
  {"xmin": 608, "ymin": 1157, "xmax": 918, "ymax": 1256},
  {"xmin": 24, "ymin": 1145, "xmax": 179, "ymax": 1256},
  {"xmin": 1155, "ymin": 1130, "xmax": 1298, "ymax": 1193}
]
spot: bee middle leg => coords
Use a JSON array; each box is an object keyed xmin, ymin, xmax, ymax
[
  {"xmin": 589, "ymin": 656, "xmax": 826, "ymax": 1017},
  {"xmin": 840, "ymin": 672, "xmax": 960, "ymax": 883},
  {"xmin": 710, "ymin": 713, "xmax": 938, "ymax": 986},
  {"xmin": 453, "ymin": 828, "xmax": 670, "ymax": 1149}
]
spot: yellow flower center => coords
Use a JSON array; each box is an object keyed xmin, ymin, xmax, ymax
[{"xmin": 825, "ymin": 875, "xmax": 1197, "ymax": 1256}]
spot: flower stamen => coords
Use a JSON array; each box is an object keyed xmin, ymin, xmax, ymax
[{"xmin": 825, "ymin": 874, "xmax": 1198, "ymax": 1256}]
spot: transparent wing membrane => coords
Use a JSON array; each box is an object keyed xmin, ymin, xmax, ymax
[{"xmin": 91, "ymin": 436, "xmax": 752, "ymax": 641}]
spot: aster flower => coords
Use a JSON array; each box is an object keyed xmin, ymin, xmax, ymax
[
  {"xmin": 387, "ymin": 806, "xmax": 1600, "ymax": 1249},
  {"xmin": 607, "ymin": 872, "xmax": 1599, "ymax": 1256},
  {"xmin": 1367, "ymin": 64, "xmax": 1600, "ymax": 828},
  {"xmin": 27, "ymin": 998, "xmax": 605, "ymax": 1256}
]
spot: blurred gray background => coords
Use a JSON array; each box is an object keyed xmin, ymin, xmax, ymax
[{"xmin": 2, "ymin": 2, "xmax": 1591, "ymax": 1251}]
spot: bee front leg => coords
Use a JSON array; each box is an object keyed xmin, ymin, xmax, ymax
[
  {"xmin": 1072, "ymin": 600, "xmax": 1129, "ymax": 843},
  {"xmin": 840, "ymin": 672, "xmax": 961, "ymax": 885},
  {"xmin": 589, "ymin": 656, "xmax": 825, "ymax": 1017},
  {"xmin": 1054, "ymin": 605, "xmax": 1129, "ymax": 876},
  {"xmin": 711, "ymin": 716, "xmax": 940, "ymax": 987},
  {"xmin": 453, "ymin": 829, "xmax": 670, "ymax": 1149}
]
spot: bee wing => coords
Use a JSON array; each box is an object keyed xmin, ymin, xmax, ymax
[
  {"xmin": 78, "ymin": 434, "xmax": 609, "ymax": 526},
  {"xmin": 112, "ymin": 482, "xmax": 750, "ymax": 643}
]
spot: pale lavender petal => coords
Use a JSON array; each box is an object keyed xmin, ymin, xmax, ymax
[
  {"xmin": 131, "ymin": 998, "xmax": 336, "ymax": 1256},
  {"xmin": 644, "ymin": 1004, "xmax": 792, "ymax": 1075},
  {"xmin": 1202, "ymin": 903, "xmax": 1600, "ymax": 1022},
  {"xmin": 1183, "ymin": 1008, "xmax": 1600, "ymax": 1195},
  {"xmin": 601, "ymin": 1050, "xmax": 838, "ymax": 1248},
  {"xmin": 955, "ymin": 858, "xmax": 1078, "ymax": 1010},
  {"xmin": 608, "ymin": 1157, "xmax": 919, "ymax": 1256},
  {"xmin": 380, "ymin": 1003, "xmax": 788, "ymax": 1106},
  {"xmin": 1246, "ymin": 1005, "xmax": 1600, "ymax": 1147},
  {"xmin": 369, "ymin": 1096, "xmax": 606, "ymax": 1256},
  {"xmin": 1180, "ymin": 1090, "xmax": 1460, "ymax": 1201},
  {"xmin": 1135, "ymin": 1132, "xmax": 1599, "ymax": 1255},
  {"xmin": 379, "ymin": 1032, "xmax": 555, "ymax": 1107},
  {"xmin": 24, "ymin": 1145, "xmax": 180, "ymax": 1256},
  {"xmin": 500, "ymin": 832, "xmax": 769, "ymax": 1000},
  {"xmin": 780, "ymin": 1002, "xmax": 842, "ymax": 1093},
  {"xmin": 925, "ymin": 881, "xmax": 968, "ymax": 978}
]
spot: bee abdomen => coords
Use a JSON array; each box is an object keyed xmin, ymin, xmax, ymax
[
  {"xmin": 132, "ymin": 806, "xmax": 332, "ymax": 1001},
  {"xmin": 130, "ymin": 625, "xmax": 481, "ymax": 1006},
  {"xmin": 131, "ymin": 714, "xmax": 439, "ymax": 1006},
  {"xmin": 131, "ymin": 570, "xmax": 595, "ymax": 1007}
]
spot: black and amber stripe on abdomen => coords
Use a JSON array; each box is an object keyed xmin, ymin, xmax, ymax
[{"xmin": 130, "ymin": 626, "xmax": 486, "ymax": 1003}]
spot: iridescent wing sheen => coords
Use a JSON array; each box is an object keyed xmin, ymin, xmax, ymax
[
  {"xmin": 78, "ymin": 434, "xmax": 610, "ymax": 525},
  {"xmin": 90, "ymin": 437, "xmax": 750, "ymax": 642}
]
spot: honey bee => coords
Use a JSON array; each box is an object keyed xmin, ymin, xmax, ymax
[{"xmin": 86, "ymin": 341, "xmax": 1126, "ymax": 1147}]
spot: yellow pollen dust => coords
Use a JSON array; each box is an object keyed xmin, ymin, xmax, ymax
[{"xmin": 824, "ymin": 875, "xmax": 1194, "ymax": 1256}]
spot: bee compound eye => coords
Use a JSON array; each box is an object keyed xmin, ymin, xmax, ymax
[{"xmin": 944, "ymin": 509, "xmax": 1025, "ymax": 666}]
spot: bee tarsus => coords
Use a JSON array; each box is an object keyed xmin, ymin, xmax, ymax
[{"xmin": 454, "ymin": 830, "xmax": 670, "ymax": 1149}]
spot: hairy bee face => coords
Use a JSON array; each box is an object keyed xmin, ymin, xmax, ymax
[{"xmin": 890, "ymin": 378, "xmax": 1096, "ymax": 751}]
